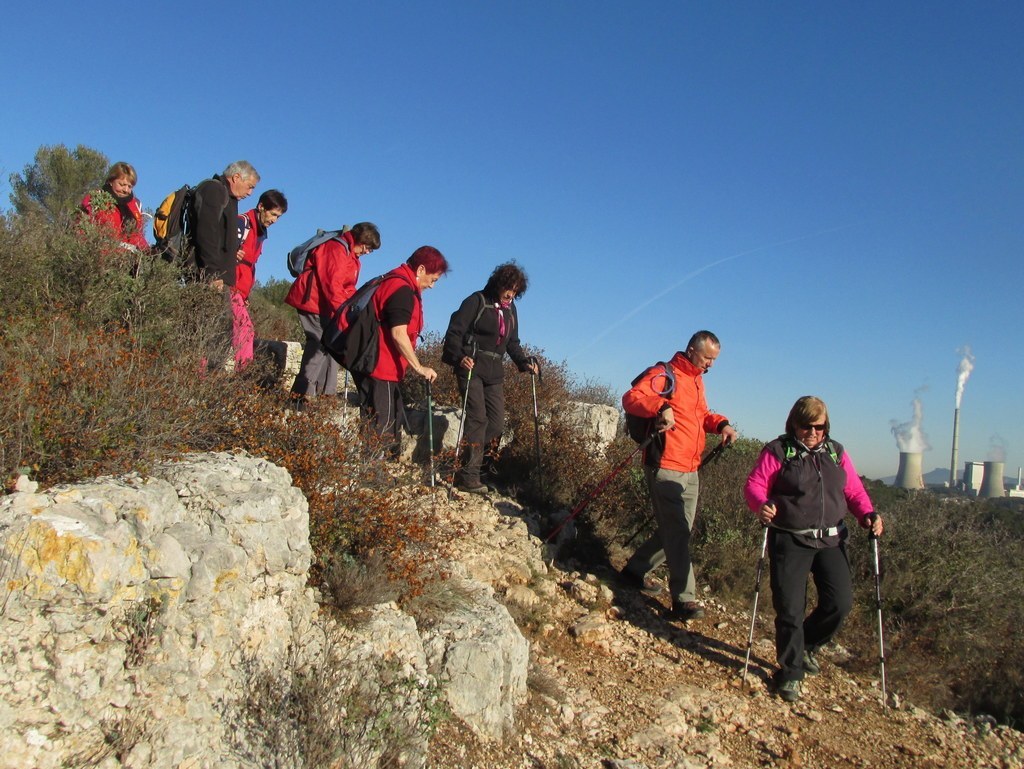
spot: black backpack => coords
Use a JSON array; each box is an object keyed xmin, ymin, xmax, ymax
[
  {"xmin": 321, "ymin": 272, "xmax": 409, "ymax": 375},
  {"xmin": 152, "ymin": 184, "xmax": 195, "ymax": 263},
  {"xmin": 622, "ymin": 360, "xmax": 671, "ymax": 456}
]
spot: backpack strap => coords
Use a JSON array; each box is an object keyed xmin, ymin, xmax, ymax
[
  {"xmin": 462, "ymin": 292, "xmax": 489, "ymax": 351},
  {"xmin": 642, "ymin": 361, "xmax": 675, "ymax": 397},
  {"xmin": 779, "ymin": 436, "xmax": 842, "ymax": 465}
]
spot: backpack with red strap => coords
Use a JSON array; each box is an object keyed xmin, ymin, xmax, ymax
[{"xmin": 321, "ymin": 272, "xmax": 409, "ymax": 375}]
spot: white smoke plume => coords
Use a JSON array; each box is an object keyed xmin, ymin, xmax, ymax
[
  {"xmin": 955, "ymin": 346, "xmax": 975, "ymax": 408},
  {"xmin": 891, "ymin": 392, "xmax": 931, "ymax": 453},
  {"xmin": 988, "ymin": 435, "xmax": 1007, "ymax": 463}
]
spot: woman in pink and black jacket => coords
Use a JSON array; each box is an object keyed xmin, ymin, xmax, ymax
[{"xmin": 744, "ymin": 395, "xmax": 884, "ymax": 703}]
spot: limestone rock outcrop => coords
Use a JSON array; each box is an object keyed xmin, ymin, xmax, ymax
[{"xmin": 0, "ymin": 452, "xmax": 531, "ymax": 768}]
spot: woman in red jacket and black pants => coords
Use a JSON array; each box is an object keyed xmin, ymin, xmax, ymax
[{"xmin": 355, "ymin": 246, "xmax": 449, "ymax": 456}]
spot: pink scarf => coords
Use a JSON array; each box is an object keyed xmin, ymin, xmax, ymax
[{"xmin": 496, "ymin": 301, "xmax": 510, "ymax": 344}]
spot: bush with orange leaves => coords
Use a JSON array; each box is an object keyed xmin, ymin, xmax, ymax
[{"xmin": 0, "ymin": 210, "xmax": 443, "ymax": 590}]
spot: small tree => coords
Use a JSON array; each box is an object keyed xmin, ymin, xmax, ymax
[{"xmin": 8, "ymin": 144, "xmax": 109, "ymax": 227}]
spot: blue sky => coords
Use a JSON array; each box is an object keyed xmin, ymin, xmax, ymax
[{"xmin": 3, "ymin": 1, "xmax": 1021, "ymax": 481}]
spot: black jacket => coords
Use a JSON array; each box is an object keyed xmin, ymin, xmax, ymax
[
  {"xmin": 442, "ymin": 291, "xmax": 531, "ymax": 384},
  {"xmin": 191, "ymin": 175, "xmax": 239, "ymax": 285}
]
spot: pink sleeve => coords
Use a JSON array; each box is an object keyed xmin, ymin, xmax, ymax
[
  {"xmin": 840, "ymin": 452, "xmax": 874, "ymax": 521},
  {"xmin": 744, "ymin": 449, "xmax": 782, "ymax": 512}
]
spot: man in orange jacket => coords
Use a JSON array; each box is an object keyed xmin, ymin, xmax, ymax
[{"xmin": 621, "ymin": 330, "xmax": 738, "ymax": 621}]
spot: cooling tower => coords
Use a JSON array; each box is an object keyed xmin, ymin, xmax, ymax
[
  {"xmin": 895, "ymin": 451, "xmax": 924, "ymax": 489},
  {"xmin": 979, "ymin": 461, "xmax": 1006, "ymax": 498}
]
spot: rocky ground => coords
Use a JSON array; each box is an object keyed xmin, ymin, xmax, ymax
[{"xmin": 425, "ymin": 485, "xmax": 1024, "ymax": 769}]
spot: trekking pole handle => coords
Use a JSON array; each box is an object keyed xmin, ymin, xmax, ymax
[
  {"xmin": 867, "ymin": 512, "xmax": 880, "ymax": 540},
  {"xmin": 698, "ymin": 441, "xmax": 728, "ymax": 469},
  {"xmin": 529, "ymin": 355, "xmax": 542, "ymax": 383}
]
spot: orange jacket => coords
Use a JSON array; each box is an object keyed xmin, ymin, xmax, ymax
[{"xmin": 622, "ymin": 351, "xmax": 729, "ymax": 472}]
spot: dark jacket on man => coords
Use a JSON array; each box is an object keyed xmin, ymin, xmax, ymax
[{"xmin": 192, "ymin": 174, "xmax": 240, "ymax": 286}]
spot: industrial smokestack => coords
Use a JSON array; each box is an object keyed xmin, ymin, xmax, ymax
[
  {"xmin": 949, "ymin": 407, "xmax": 960, "ymax": 488},
  {"xmin": 949, "ymin": 348, "xmax": 974, "ymax": 489},
  {"xmin": 979, "ymin": 461, "xmax": 1005, "ymax": 499},
  {"xmin": 895, "ymin": 452, "xmax": 924, "ymax": 489}
]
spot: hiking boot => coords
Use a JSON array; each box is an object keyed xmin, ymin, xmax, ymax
[
  {"xmin": 666, "ymin": 601, "xmax": 706, "ymax": 622},
  {"xmin": 803, "ymin": 648, "xmax": 820, "ymax": 676},
  {"xmin": 778, "ymin": 679, "xmax": 801, "ymax": 702},
  {"xmin": 619, "ymin": 570, "xmax": 665, "ymax": 597},
  {"xmin": 455, "ymin": 480, "xmax": 489, "ymax": 495}
]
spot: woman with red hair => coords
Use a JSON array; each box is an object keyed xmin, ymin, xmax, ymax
[{"xmin": 354, "ymin": 246, "xmax": 450, "ymax": 454}]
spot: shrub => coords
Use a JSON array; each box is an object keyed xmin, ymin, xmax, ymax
[
  {"xmin": 226, "ymin": 633, "xmax": 443, "ymax": 768},
  {"xmin": 250, "ymin": 277, "xmax": 303, "ymax": 342},
  {"xmin": 0, "ymin": 210, "xmax": 235, "ymax": 482},
  {"xmin": 0, "ymin": 202, "xmax": 444, "ymax": 595}
]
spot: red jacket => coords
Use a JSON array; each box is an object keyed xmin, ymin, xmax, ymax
[
  {"xmin": 285, "ymin": 231, "xmax": 359, "ymax": 317},
  {"xmin": 369, "ymin": 264, "xmax": 423, "ymax": 382},
  {"xmin": 622, "ymin": 351, "xmax": 729, "ymax": 472},
  {"xmin": 234, "ymin": 209, "xmax": 266, "ymax": 300},
  {"xmin": 79, "ymin": 190, "xmax": 148, "ymax": 250}
]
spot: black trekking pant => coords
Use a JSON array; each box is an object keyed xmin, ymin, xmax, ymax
[
  {"xmin": 769, "ymin": 529, "xmax": 853, "ymax": 683},
  {"xmin": 353, "ymin": 374, "xmax": 405, "ymax": 457},
  {"xmin": 455, "ymin": 372, "xmax": 504, "ymax": 486}
]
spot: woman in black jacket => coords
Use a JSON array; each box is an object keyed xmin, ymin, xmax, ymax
[{"xmin": 442, "ymin": 262, "xmax": 538, "ymax": 493}]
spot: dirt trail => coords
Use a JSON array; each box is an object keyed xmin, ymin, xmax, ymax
[{"xmin": 426, "ymin": 494, "xmax": 1023, "ymax": 769}]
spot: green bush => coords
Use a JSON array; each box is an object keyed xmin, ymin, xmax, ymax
[
  {"xmin": 250, "ymin": 277, "xmax": 303, "ymax": 342},
  {"xmin": 0, "ymin": 196, "xmax": 445, "ymax": 594}
]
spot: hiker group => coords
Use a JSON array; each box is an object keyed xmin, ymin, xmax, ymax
[
  {"xmin": 80, "ymin": 159, "xmax": 535, "ymax": 492},
  {"xmin": 83, "ymin": 159, "xmax": 887, "ymax": 704}
]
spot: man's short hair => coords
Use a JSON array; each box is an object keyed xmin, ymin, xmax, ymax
[
  {"xmin": 407, "ymin": 246, "xmax": 449, "ymax": 275},
  {"xmin": 687, "ymin": 330, "xmax": 720, "ymax": 352},
  {"xmin": 350, "ymin": 222, "xmax": 381, "ymax": 250},
  {"xmin": 223, "ymin": 160, "xmax": 260, "ymax": 183},
  {"xmin": 258, "ymin": 189, "xmax": 288, "ymax": 212}
]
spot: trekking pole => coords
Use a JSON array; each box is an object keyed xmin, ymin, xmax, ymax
[
  {"xmin": 545, "ymin": 434, "xmax": 655, "ymax": 543},
  {"xmin": 530, "ymin": 358, "xmax": 544, "ymax": 500},
  {"xmin": 868, "ymin": 513, "xmax": 888, "ymax": 711},
  {"xmin": 343, "ymin": 369, "xmax": 350, "ymax": 419},
  {"xmin": 448, "ymin": 345, "xmax": 476, "ymax": 501},
  {"xmin": 742, "ymin": 525, "xmax": 770, "ymax": 687},
  {"xmin": 622, "ymin": 441, "xmax": 730, "ymax": 548},
  {"xmin": 426, "ymin": 379, "xmax": 435, "ymax": 488}
]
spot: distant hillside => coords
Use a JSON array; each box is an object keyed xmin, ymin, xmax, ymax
[{"xmin": 881, "ymin": 466, "xmax": 1019, "ymax": 488}]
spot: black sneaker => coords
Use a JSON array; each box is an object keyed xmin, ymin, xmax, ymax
[
  {"xmin": 455, "ymin": 481, "xmax": 489, "ymax": 495},
  {"xmin": 778, "ymin": 679, "xmax": 801, "ymax": 702},
  {"xmin": 666, "ymin": 601, "xmax": 706, "ymax": 621},
  {"xmin": 619, "ymin": 570, "xmax": 665, "ymax": 597},
  {"xmin": 803, "ymin": 649, "xmax": 820, "ymax": 676}
]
